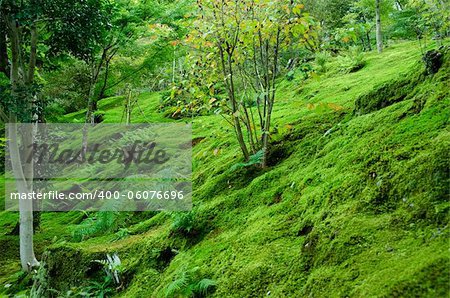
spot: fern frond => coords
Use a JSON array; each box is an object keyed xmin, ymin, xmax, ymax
[
  {"xmin": 165, "ymin": 275, "xmax": 188, "ymax": 297},
  {"xmin": 195, "ymin": 278, "xmax": 217, "ymax": 296},
  {"xmin": 231, "ymin": 149, "xmax": 264, "ymax": 171}
]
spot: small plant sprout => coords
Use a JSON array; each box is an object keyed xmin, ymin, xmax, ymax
[{"xmin": 95, "ymin": 253, "xmax": 123, "ymax": 285}]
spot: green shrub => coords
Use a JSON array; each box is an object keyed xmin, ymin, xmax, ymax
[
  {"xmin": 81, "ymin": 276, "xmax": 115, "ymax": 298},
  {"xmin": 159, "ymin": 81, "xmax": 224, "ymax": 119},
  {"xmin": 112, "ymin": 227, "xmax": 131, "ymax": 242},
  {"xmin": 41, "ymin": 60, "xmax": 90, "ymax": 114},
  {"xmin": 337, "ymin": 46, "xmax": 366, "ymax": 73},
  {"xmin": 315, "ymin": 51, "xmax": 332, "ymax": 73}
]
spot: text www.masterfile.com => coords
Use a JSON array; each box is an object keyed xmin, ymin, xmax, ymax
[{"xmin": 9, "ymin": 190, "xmax": 185, "ymax": 201}]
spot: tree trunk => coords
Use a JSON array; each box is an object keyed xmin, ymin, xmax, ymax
[
  {"xmin": 126, "ymin": 88, "xmax": 132, "ymax": 125},
  {"xmin": 82, "ymin": 56, "xmax": 105, "ymax": 154},
  {"xmin": 98, "ymin": 51, "xmax": 115, "ymax": 100},
  {"xmin": 7, "ymin": 15, "xmax": 39, "ymax": 272},
  {"xmin": 366, "ymin": 31, "xmax": 372, "ymax": 51},
  {"xmin": 261, "ymin": 29, "xmax": 280, "ymax": 168},
  {"xmin": 85, "ymin": 48, "xmax": 107, "ymax": 124},
  {"xmin": 227, "ymin": 52, "xmax": 249, "ymax": 161},
  {"xmin": 33, "ymin": 101, "xmax": 47, "ymax": 232},
  {"xmin": 375, "ymin": 0, "xmax": 383, "ymax": 53},
  {"xmin": 0, "ymin": 20, "xmax": 9, "ymax": 76},
  {"xmin": 218, "ymin": 44, "xmax": 250, "ymax": 161},
  {"xmin": 8, "ymin": 122, "xmax": 39, "ymax": 271},
  {"xmin": 228, "ymin": 82, "xmax": 249, "ymax": 160}
]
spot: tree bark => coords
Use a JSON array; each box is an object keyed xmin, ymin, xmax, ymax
[
  {"xmin": 261, "ymin": 28, "xmax": 280, "ymax": 168},
  {"xmin": 8, "ymin": 121, "xmax": 39, "ymax": 271},
  {"xmin": 0, "ymin": 19, "xmax": 9, "ymax": 76},
  {"xmin": 366, "ymin": 31, "xmax": 372, "ymax": 51},
  {"xmin": 6, "ymin": 14, "xmax": 39, "ymax": 272},
  {"xmin": 227, "ymin": 59, "xmax": 250, "ymax": 161},
  {"xmin": 375, "ymin": 0, "xmax": 383, "ymax": 53},
  {"xmin": 217, "ymin": 43, "xmax": 250, "ymax": 161}
]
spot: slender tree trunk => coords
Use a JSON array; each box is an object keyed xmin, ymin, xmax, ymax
[
  {"xmin": 85, "ymin": 48, "xmax": 107, "ymax": 124},
  {"xmin": 226, "ymin": 52, "xmax": 249, "ymax": 160},
  {"xmin": 261, "ymin": 28, "xmax": 280, "ymax": 168},
  {"xmin": 0, "ymin": 20, "xmax": 9, "ymax": 76},
  {"xmin": 261, "ymin": 108, "xmax": 271, "ymax": 168},
  {"xmin": 9, "ymin": 122, "xmax": 39, "ymax": 271},
  {"xmin": 228, "ymin": 63, "xmax": 249, "ymax": 160},
  {"xmin": 217, "ymin": 44, "xmax": 250, "ymax": 161},
  {"xmin": 126, "ymin": 88, "xmax": 132, "ymax": 125},
  {"xmin": 86, "ymin": 72, "xmax": 99, "ymax": 124},
  {"xmin": 82, "ymin": 54, "xmax": 105, "ymax": 154},
  {"xmin": 7, "ymin": 15, "xmax": 40, "ymax": 271},
  {"xmin": 82, "ymin": 80, "xmax": 97, "ymax": 155},
  {"xmin": 8, "ymin": 15, "xmax": 40, "ymax": 271},
  {"xmin": 98, "ymin": 50, "xmax": 116, "ymax": 100},
  {"xmin": 33, "ymin": 122, "xmax": 46, "ymax": 233},
  {"xmin": 375, "ymin": 0, "xmax": 383, "ymax": 53},
  {"xmin": 366, "ymin": 31, "xmax": 372, "ymax": 51}
]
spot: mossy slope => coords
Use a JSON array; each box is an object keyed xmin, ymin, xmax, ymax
[{"xmin": 1, "ymin": 41, "xmax": 449, "ymax": 297}]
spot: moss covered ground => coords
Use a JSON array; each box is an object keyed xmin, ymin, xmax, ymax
[{"xmin": 0, "ymin": 40, "xmax": 449, "ymax": 297}]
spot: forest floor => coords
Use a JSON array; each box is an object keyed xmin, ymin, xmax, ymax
[{"xmin": 0, "ymin": 40, "xmax": 449, "ymax": 297}]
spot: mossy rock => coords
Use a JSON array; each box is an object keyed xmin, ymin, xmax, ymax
[
  {"xmin": 45, "ymin": 245, "xmax": 104, "ymax": 293},
  {"xmin": 422, "ymin": 49, "xmax": 444, "ymax": 75},
  {"xmin": 354, "ymin": 67, "xmax": 423, "ymax": 115}
]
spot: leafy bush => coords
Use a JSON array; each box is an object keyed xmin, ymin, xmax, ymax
[
  {"xmin": 315, "ymin": 51, "xmax": 332, "ymax": 73},
  {"xmin": 81, "ymin": 276, "xmax": 115, "ymax": 298},
  {"xmin": 41, "ymin": 60, "xmax": 91, "ymax": 114},
  {"xmin": 159, "ymin": 81, "xmax": 224, "ymax": 119},
  {"xmin": 337, "ymin": 46, "xmax": 366, "ymax": 73}
]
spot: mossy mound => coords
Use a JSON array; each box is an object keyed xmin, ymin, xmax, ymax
[{"xmin": 353, "ymin": 64, "xmax": 423, "ymax": 115}]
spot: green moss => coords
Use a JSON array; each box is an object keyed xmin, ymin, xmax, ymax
[
  {"xmin": 354, "ymin": 63, "xmax": 424, "ymax": 115},
  {"xmin": 1, "ymin": 40, "xmax": 449, "ymax": 297}
]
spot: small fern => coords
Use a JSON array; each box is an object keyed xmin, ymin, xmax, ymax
[
  {"xmin": 112, "ymin": 227, "xmax": 130, "ymax": 242},
  {"xmin": 165, "ymin": 267, "xmax": 216, "ymax": 298},
  {"xmin": 194, "ymin": 279, "xmax": 217, "ymax": 296},
  {"xmin": 72, "ymin": 212, "xmax": 116, "ymax": 242},
  {"xmin": 231, "ymin": 150, "xmax": 264, "ymax": 171},
  {"xmin": 30, "ymin": 262, "xmax": 49, "ymax": 298},
  {"xmin": 315, "ymin": 51, "xmax": 331, "ymax": 73},
  {"xmin": 171, "ymin": 211, "xmax": 196, "ymax": 236},
  {"xmin": 94, "ymin": 253, "xmax": 123, "ymax": 285},
  {"xmin": 337, "ymin": 46, "xmax": 366, "ymax": 73},
  {"xmin": 165, "ymin": 274, "xmax": 189, "ymax": 297},
  {"xmin": 82, "ymin": 276, "xmax": 115, "ymax": 298}
]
